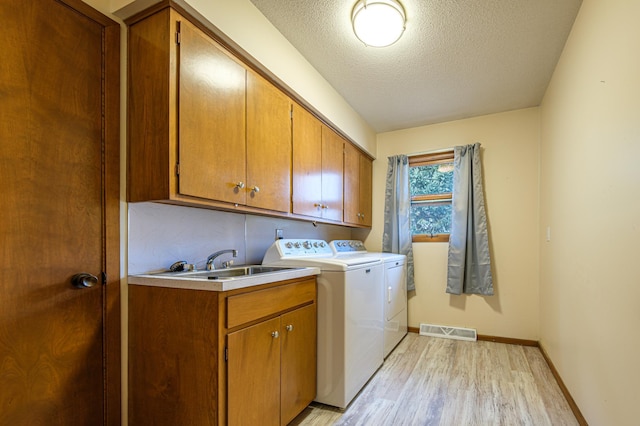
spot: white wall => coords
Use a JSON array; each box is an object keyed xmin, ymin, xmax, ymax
[
  {"xmin": 128, "ymin": 203, "xmax": 351, "ymax": 274},
  {"xmin": 539, "ymin": 0, "xmax": 640, "ymax": 424},
  {"xmin": 370, "ymin": 108, "xmax": 541, "ymax": 340}
]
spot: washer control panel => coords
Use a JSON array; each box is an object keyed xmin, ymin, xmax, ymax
[
  {"xmin": 330, "ymin": 240, "xmax": 367, "ymax": 254},
  {"xmin": 274, "ymin": 239, "xmax": 332, "ymax": 257}
]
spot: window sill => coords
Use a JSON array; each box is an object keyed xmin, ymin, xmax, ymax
[{"xmin": 412, "ymin": 234, "xmax": 450, "ymax": 243}]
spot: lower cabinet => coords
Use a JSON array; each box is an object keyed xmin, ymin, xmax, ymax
[
  {"xmin": 227, "ymin": 304, "xmax": 316, "ymax": 426},
  {"xmin": 128, "ymin": 277, "xmax": 317, "ymax": 426}
]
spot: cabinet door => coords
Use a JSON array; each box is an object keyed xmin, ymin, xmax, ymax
[
  {"xmin": 343, "ymin": 142, "xmax": 361, "ymax": 224},
  {"xmin": 280, "ymin": 304, "xmax": 317, "ymax": 426},
  {"xmin": 247, "ymin": 72, "xmax": 292, "ymax": 212},
  {"xmin": 359, "ymin": 155, "xmax": 373, "ymax": 227},
  {"xmin": 320, "ymin": 125, "xmax": 344, "ymax": 221},
  {"xmin": 292, "ymin": 104, "xmax": 322, "ymax": 217},
  {"xmin": 178, "ymin": 18, "xmax": 247, "ymax": 204},
  {"xmin": 228, "ymin": 317, "xmax": 281, "ymax": 426}
]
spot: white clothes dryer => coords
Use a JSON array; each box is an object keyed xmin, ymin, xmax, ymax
[{"xmin": 330, "ymin": 240, "xmax": 408, "ymax": 358}]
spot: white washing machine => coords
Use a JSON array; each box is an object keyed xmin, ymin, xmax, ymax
[
  {"xmin": 262, "ymin": 239, "xmax": 383, "ymax": 409},
  {"xmin": 330, "ymin": 240, "xmax": 408, "ymax": 358}
]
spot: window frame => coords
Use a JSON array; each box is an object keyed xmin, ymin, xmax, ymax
[{"xmin": 409, "ymin": 150, "xmax": 454, "ymax": 243}]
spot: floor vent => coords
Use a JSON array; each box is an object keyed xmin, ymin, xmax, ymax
[{"xmin": 419, "ymin": 323, "xmax": 477, "ymax": 342}]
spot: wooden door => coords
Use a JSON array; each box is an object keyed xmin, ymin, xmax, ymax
[
  {"xmin": 320, "ymin": 125, "xmax": 344, "ymax": 222},
  {"xmin": 280, "ymin": 304, "xmax": 317, "ymax": 426},
  {"xmin": 178, "ymin": 17, "xmax": 247, "ymax": 205},
  {"xmin": 227, "ymin": 317, "xmax": 281, "ymax": 426},
  {"xmin": 246, "ymin": 71, "xmax": 292, "ymax": 212},
  {"xmin": 292, "ymin": 104, "xmax": 323, "ymax": 217},
  {"xmin": 0, "ymin": 0, "xmax": 120, "ymax": 424},
  {"xmin": 359, "ymin": 155, "xmax": 373, "ymax": 227},
  {"xmin": 343, "ymin": 142, "xmax": 361, "ymax": 224}
]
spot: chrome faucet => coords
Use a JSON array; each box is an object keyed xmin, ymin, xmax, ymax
[{"xmin": 206, "ymin": 249, "xmax": 238, "ymax": 270}]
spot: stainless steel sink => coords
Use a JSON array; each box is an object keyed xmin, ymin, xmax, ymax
[{"xmin": 156, "ymin": 265, "xmax": 300, "ymax": 280}]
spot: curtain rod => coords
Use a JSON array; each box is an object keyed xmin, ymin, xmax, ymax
[
  {"xmin": 406, "ymin": 142, "xmax": 481, "ymax": 157},
  {"xmin": 406, "ymin": 146, "xmax": 454, "ymax": 157}
]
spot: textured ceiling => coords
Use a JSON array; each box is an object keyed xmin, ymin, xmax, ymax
[{"xmin": 249, "ymin": 0, "xmax": 582, "ymax": 133}]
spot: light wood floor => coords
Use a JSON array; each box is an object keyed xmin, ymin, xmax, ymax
[{"xmin": 290, "ymin": 333, "xmax": 578, "ymax": 425}]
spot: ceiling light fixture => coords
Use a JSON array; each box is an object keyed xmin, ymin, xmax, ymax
[{"xmin": 352, "ymin": 0, "xmax": 406, "ymax": 48}]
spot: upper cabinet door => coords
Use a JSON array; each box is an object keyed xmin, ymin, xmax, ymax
[
  {"xmin": 246, "ymin": 72, "xmax": 292, "ymax": 212},
  {"xmin": 359, "ymin": 154, "xmax": 373, "ymax": 227},
  {"xmin": 320, "ymin": 125, "xmax": 344, "ymax": 222},
  {"xmin": 178, "ymin": 18, "xmax": 247, "ymax": 204},
  {"xmin": 343, "ymin": 142, "xmax": 361, "ymax": 224},
  {"xmin": 292, "ymin": 104, "xmax": 323, "ymax": 217},
  {"xmin": 343, "ymin": 142, "xmax": 373, "ymax": 227}
]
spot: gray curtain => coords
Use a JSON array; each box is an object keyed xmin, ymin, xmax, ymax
[
  {"xmin": 382, "ymin": 155, "xmax": 415, "ymax": 291},
  {"xmin": 446, "ymin": 143, "xmax": 494, "ymax": 295}
]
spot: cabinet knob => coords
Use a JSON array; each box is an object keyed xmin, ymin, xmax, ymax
[
  {"xmin": 271, "ymin": 331, "xmax": 279, "ymax": 338},
  {"xmin": 322, "ymin": 204, "xmax": 329, "ymax": 209},
  {"xmin": 235, "ymin": 181, "xmax": 245, "ymax": 189},
  {"xmin": 285, "ymin": 324, "xmax": 294, "ymax": 332},
  {"xmin": 250, "ymin": 185, "xmax": 260, "ymax": 193}
]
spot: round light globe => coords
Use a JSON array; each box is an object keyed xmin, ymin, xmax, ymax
[{"xmin": 352, "ymin": 0, "xmax": 406, "ymax": 47}]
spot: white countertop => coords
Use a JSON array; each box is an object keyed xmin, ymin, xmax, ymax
[{"xmin": 128, "ymin": 266, "xmax": 320, "ymax": 292}]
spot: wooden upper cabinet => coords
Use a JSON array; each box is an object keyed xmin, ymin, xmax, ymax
[
  {"xmin": 359, "ymin": 154, "xmax": 373, "ymax": 227},
  {"xmin": 292, "ymin": 104, "xmax": 344, "ymax": 221},
  {"xmin": 320, "ymin": 125, "xmax": 345, "ymax": 222},
  {"xmin": 344, "ymin": 143, "xmax": 373, "ymax": 227},
  {"xmin": 246, "ymin": 71, "xmax": 292, "ymax": 212},
  {"xmin": 292, "ymin": 104, "xmax": 323, "ymax": 217},
  {"xmin": 178, "ymin": 18, "xmax": 247, "ymax": 205},
  {"xmin": 128, "ymin": 6, "xmax": 371, "ymax": 227}
]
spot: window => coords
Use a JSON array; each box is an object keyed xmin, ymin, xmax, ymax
[{"xmin": 409, "ymin": 151, "xmax": 454, "ymax": 242}]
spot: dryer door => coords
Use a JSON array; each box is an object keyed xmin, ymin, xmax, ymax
[{"xmin": 385, "ymin": 262, "xmax": 407, "ymax": 320}]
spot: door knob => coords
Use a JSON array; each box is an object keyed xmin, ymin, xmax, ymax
[
  {"xmin": 72, "ymin": 273, "xmax": 98, "ymax": 289},
  {"xmin": 285, "ymin": 324, "xmax": 294, "ymax": 332},
  {"xmin": 271, "ymin": 331, "xmax": 279, "ymax": 338}
]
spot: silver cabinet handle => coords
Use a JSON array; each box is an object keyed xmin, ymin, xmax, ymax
[
  {"xmin": 250, "ymin": 185, "xmax": 260, "ymax": 193},
  {"xmin": 285, "ymin": 324, "xmax": 294, "ymax": 332},
  {"xmin": 72, "ymin": 273, "xmax": 98, "ymax": 289},
  {"xmin": 271, "ymin": 331, "xmax": 279, "ymax": 338},
  {"xmin": 235, "ymin": 182, "xmax": 245, "ymax": 189}
]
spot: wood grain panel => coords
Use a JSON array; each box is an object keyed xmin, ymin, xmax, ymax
[
  {"xmin": 227, "ymin": 317, "xmax": 281, "ymax": 426},
  {"xmin": 291, "ymin": 334, "xmax": 580, "ymax": 426},
  {"xmin": 280, "ymin": 304, "xmax": 317, "ymax": 426},
  {"xmin": 320, "ymin": 125, "xmax": 344, "ymax": 222},
  {"xmin": 343, "ymin": 142, "xmax": 360, "ymax": 224},
  {"xmin": 246, "ymin": 71, "xmax": 292, "ymax": 212},
  {"xmin": 178, "ymin": 17, "xmax": 247, "ymax": 204},
  {"xmin": 127, "ymin": 9, "xmax": 173, "ymax": 202},
  {"xmin": 292, "ymin": 104, "xmax": 322, "ymax": 217},
  {"xmin": 359, "ymin": 155, "xmax": 373, "ymax": 227},
  {"xmin": 128, "ymin": 286, "xmax": 220, "ymax": 425},
  {"xmin": 227, "ymin": 279, "xmax": 316, "ymax": 329},
  {"xmin": 1, "ymin": 0, "xmax": 120, "ymax": 423}
]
